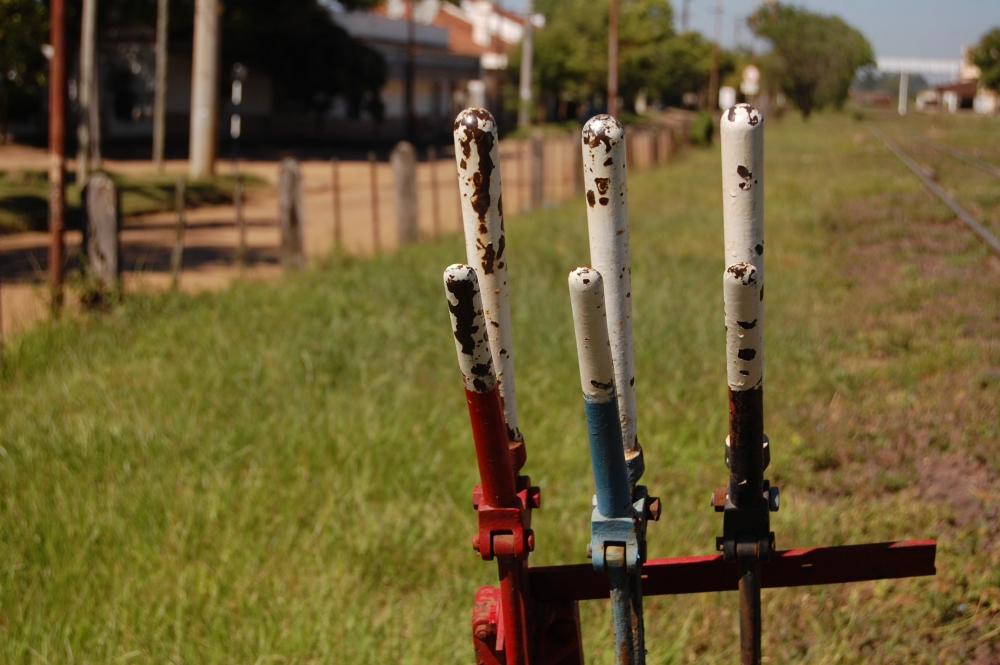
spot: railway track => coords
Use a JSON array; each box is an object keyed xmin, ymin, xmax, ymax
[{"xmin": 867, "ymin": 123, "xmax": 1000, "ymax": 256}]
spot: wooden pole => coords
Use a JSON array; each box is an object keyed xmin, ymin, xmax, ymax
[
  {"xmin": 152, "ymin": 0, "xmax": 169, "ymax": 171},
  {"xmin": 608, "ymin": 0, "xmax": 619, "ymax": 116},
  {"xmin": 708, "ymin": 0, "xmax": 723, "ymax": 111},
  {"xmin": 428, "ymin": 146, "xmax": 440, "ymax": 237},
  {"xmin": 331, "ymin": 157, "xmax": 342, "ymax": 250},
  {"xmin": 369, "ymin": 151, "xmax": 380, "ymax": 253},
  {"xmin": 391, "ymin": 141, "xmax": 418, "ymax": 245},
  {"xmin": 235, "ymin": 177, "xmax": 246, "ymax": 263},
  {"xmin": 189, "ymin": 0, "xmax": 219, "ymax": 178},
  {"xmin": 76, "ymin": 0, "xmax": 97, "ymax": 186},
  {"xmin": 171, "ymin": 178, "xmax": 185, "ymax": 287},
  {"xmin": 518, "ymin": 0, "xmax": 534, "ymax": 128},
  {"xmin": 48, "ymin": 0, "xmax": 67, "ymax": 313}
]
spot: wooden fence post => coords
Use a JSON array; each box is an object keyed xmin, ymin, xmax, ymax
[
  {"xmin": 530, "ymin": 131, "xmax": 544, "ymax": 209},
  {"xmin": 235, "ymin": 176, "xmax": 246, "ymax": 264},
  {"xmin": 84, "ymin": 172, "xmax": 120, "ymax": 292},
  {"xmin": 279, "ymin": 157, "xmax": 305, "ymax": 270},
  {"xmin": 331, "ymin": 156, "xmax": 342, "ymax": 251},
  {"xmin": 427, "ymin": 146, "xmax": 441, "ymax": 237},
  {"xmin": 368, "ymin": 151, "xmax": 380, "ymax": 253},
  {"xmin": 171, "ymin": 177, "xmax": 185, "ymax": 287},
  {"xmin": 391, "ymin": 140, "xmax": 419, "ymax": 245}
]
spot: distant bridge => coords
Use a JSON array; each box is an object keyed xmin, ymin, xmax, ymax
[{"xmin": 876, "ymin": 57, "xmax": 962, "ymax": 78}]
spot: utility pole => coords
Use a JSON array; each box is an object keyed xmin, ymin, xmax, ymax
[
  {"xmin": 707, "ymin": 0, "xmax": 723, "ymax": 110},
  {"xmin": 404, "ymin": 0, "xmax": 415, "ymax": 140},
  {"xmin": 518, "ymin": 0, "xmax": 534, "ymax": 128},
  {"xmin": 608, "ymin": 0, "xmax": 619, "ymax": 116},
  {"xmin": 77, "ymin": 0, "xmax": 96, "ymax": 185},
  {"xmin": 152, "ymin": 0, "xmax": 169, "ymax": 171},
  {"xmin": 189, "ymin": 0, "xmax": 219, "ymax": 179},
  {"xmin": 48, "ymin": 0, "xmax": 66, "ymax": 313}
]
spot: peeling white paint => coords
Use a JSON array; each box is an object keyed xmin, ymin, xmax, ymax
[
  {"xmin": 721, "ymin": 104, "xmax": 764, "ymax": 279},
  {"xmin": 724, "ymin": 263, "xmax": 763, "ymax": 391},
  {"xmin": 443, "ymin": 263, "xmax": 497, "ymax": 393},
  {"xmin": 453, "ymin": 108, "xmax": 520, "ymax": 438},
  {"xmin": 581, "ymin": 114, "xmax": 639, "ymax": 454},
  {"xmin": 568, "ymin": 268, "xmax": 616, "ymax": 403}
]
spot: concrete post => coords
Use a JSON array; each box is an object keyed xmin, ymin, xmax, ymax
[{"xmin": 391, "ymin": 140, "xmax": 418, "ymax": 244}]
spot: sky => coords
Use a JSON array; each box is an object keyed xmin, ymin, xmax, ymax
[{"xmin": 500, "ymin": 0, "xmax": 999, "ymax": 59}]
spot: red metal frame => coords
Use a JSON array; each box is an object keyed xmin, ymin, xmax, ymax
[{"xmin": 460, "ymin": 358, "xmax": 937, "ymax": 665}]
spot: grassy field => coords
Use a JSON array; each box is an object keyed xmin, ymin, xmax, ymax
[
  {"xmin": 0, "ymin": 170, "xmax": 264, "ymax": 234},
  {"xmin": 1, "ymin": 110, "xmax": 998, "ymax": 664}
]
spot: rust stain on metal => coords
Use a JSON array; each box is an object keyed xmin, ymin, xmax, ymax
[
  {"xmin": 587, "ymin": 190, "xmax": 596, "ymax": 207},
  {"xmin": 480, "ymin": 240, "xmax": 497, "ymax": 274},
  {"xmin": 595, "ymin": 177, "xmax": 611, "ymax": 195},
  {"xmin": 727, "ymin": 263, "xmax": 752, "ymax": 281},
  {"xmin": 603, "ymin": 157, "xmax": 614, "ymax": 166},
  {"xmin": 599, "ymin": 197, "xmax": 609, "ymax": 205},
  {"xmin": 445, "ymin": 275, "xmax": 483, "ymax": 357},
  {"xmin": 737, "ymin": 165, "xmax": 753, "ymax": 190},
  {"xmin": 582, "ymin": 114, "xmax": 619, "ymax": 153}
]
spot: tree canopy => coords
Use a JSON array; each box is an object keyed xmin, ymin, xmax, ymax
[
  {"xmin": 969, "ymin": 27, "xmax": 1000, "ymax": 93},
  {"xmin": 520, "ymin": 0, "xmax": 728, "ymax": 116},
  {"xmin": 0, "ymin": 0, "xmax": 49, "ymax": 124},
  {"xmin": 0, "ymin": 0, "xmax": 388, "ymax": 126},
  {"xmin": 750, "ymin": 3, "xmax": 873, "ymax": 119}
]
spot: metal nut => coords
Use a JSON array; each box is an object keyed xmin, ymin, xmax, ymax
[
  {"xmin": 768, "ymin": 487, "xmax": 780, "ymax": 512},
  {"xmin": 472, "ymin": 535, "xmax": 481, "ymax": 551}
]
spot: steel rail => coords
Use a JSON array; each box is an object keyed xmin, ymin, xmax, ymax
[
  {"xmin": 902, "ymin": 129, "xmax": 1000, "ymax": 181},
  {"xmin": 867, "ymin": 124, "xmax": 1000, "ymax": 256}
]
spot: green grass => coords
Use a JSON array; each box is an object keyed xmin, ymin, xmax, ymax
[
  {"xmin": 1, "ymin": 111, "xmax": 999, "ymax": 663},
  {"xmin": 0, "ymin": 170, "xmax": 265, "ymax": 234}
]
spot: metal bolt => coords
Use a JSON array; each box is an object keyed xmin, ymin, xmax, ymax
[
  {"xmin": 472, "ymin": 535, "xmax": 481, "ymax": 551},
  {"xmin": 586, "ymin": 543, "xmax": 593, "ymax": 559},
  {"xmin": 527, "ymin": 531, "xmax": 535, "ymax": 551},
  {"xmin": 768, "ymin": 487, "xmax": 780, "ymax": 512}
]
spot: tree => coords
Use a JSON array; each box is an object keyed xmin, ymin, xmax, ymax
[
  {"xmin": 0, "ymin": 0, "xmax": 48, "ymax": 132},
  {"xmin": 969, "ymin": 28, "xmax": 1000, "ymax": 93},
  {"xmin": 750, "ymin": 3, "xmax": 873, "ymax": 119},
  {"xmin": 519, "ymin": 0, "xmax": 726, "ymax": 117}
]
